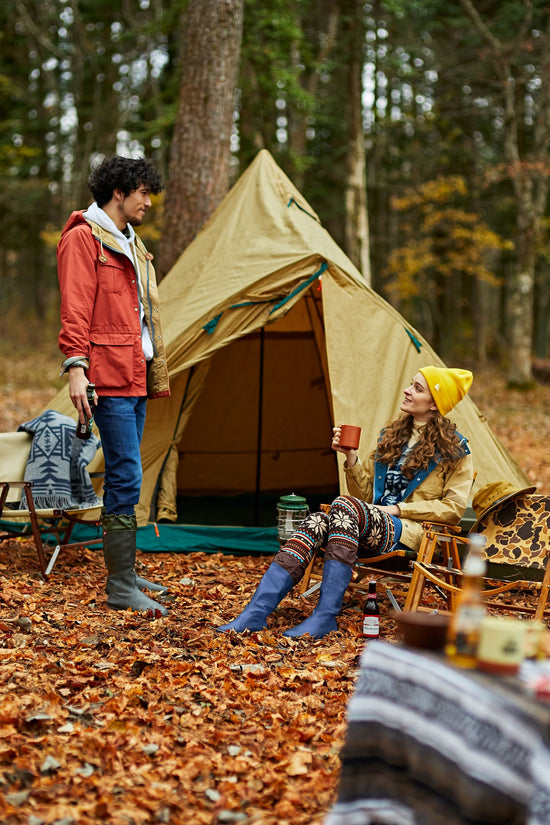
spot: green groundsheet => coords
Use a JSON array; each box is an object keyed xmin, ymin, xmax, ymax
[{"xmin": 0, "ymin": 519, "xmax": 279, "ymax": 556}]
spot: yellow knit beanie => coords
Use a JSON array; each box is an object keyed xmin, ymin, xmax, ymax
[{"xmin": 419, "ymin": 366, "xmax": 473, "ymax": 416}]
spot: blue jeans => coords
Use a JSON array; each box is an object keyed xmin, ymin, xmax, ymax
[
  {"xmin": 390, "ymin": 514, "xmax": 403, "ymax": 543},
  {"xmin": 94, "ymin": 396, "xmax": 147, "ymax": 516}
]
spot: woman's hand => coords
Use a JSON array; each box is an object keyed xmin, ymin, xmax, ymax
[
  {"xmin": 332, "ymin": 426, "xmax": 358, "ymax": 467},
  {"xmin": 375, "ymin": 504, "xmax": 401, "ymax": 516}
]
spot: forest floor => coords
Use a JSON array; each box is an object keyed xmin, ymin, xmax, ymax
[{"xmin": 1, "ymin": 343, "xmax": 550, "ymax": 825}]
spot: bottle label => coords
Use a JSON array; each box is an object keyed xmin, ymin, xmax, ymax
[
  {"xmin": 454, "ymin": 604, "xmax": 485, "ymax": 634},
  {"xmin": 452, "ymin": 605, "xmax": 485, "ymax": 659},
  {"xmin": 362, "ymin": 615, "xmax": 380, "ymax": 638}
]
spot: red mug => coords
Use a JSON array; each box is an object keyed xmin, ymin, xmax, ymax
[{"xmin": 339, "ymin": 425, "xmax": 361, "ymax": 450}]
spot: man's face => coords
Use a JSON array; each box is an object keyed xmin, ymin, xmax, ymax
[{"xmin": 117, "ymin": 184, "xmax": 152, "ymax": 227}]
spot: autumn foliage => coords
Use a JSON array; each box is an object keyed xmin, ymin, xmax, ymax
[
  {"xmin": 2, "ymin": 353, "xmax": 550, "ymax": 824},
  {"xmin": 0, "ymin": 542, "xmax": 374, "ymax": 825}
]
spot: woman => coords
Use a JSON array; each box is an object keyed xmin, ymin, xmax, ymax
[{"xmin": 218, "ymin": 366, "xmax": 474, "ymax": 639}]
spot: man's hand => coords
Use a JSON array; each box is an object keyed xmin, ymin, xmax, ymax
[{"xmin": 68, "ymin": 366, "xmax": 95, "ymax": 424}]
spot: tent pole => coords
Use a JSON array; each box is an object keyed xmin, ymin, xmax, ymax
[
  {"xmin": 148, "ymin": 366, "xmax": 195, "ymax": 522},
  {"xmin": 254, "ymin": 328, "xmax": 265, "ymax": 526},
  {"xmin": 305, "ymin": 288, "xmax": 334, "ymax": 422}
]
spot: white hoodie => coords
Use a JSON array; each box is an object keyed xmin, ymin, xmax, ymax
[{"xmin": 83, "ymin": 202, "xmax": 153, "ymax": 360}]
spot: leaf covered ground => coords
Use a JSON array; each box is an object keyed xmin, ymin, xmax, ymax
[
  {"xmin": 0, "ymin": 541, "xmax": 373, "ymax": 825},
  {"xmin": 1, "ymin": 346, "xmax": 550, "ymax": 824}
]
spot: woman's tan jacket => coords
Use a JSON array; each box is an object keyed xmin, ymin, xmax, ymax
[{"xmin": 343, "ymin": 436, "xmax": 474, "ymax": 551}]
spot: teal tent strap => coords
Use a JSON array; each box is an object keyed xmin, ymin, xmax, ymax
[
  {"xmin": 202, "ymin": 300, "xmax": 272, "ymax": 334},
  {"xmin": 202, "ymin": 262, "xmax": 327, "ymax": 333},
  {"xmin": 287, "ymin": 197, "xmax": 321, "ymax": 223},
  {"xmin": 269, "ymin": 262, "xmax": 327, "ymax": 314},
  {"xmin": 203, "ymin": 313, "xmax": 223, "ymax": 334},
  {"xmin": 405, "ymin": 328, "xmax": 423, "ymax": 353}
]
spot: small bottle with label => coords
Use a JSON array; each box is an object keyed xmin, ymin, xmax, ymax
[
  {"xmin": 76, "ymin": 383, "xmax": 96, "ymax": 440},
  {"xmin": 362, "ymin": 579, "xmax": 380, "ymax": 639},
  {"xmin": 445, "ymin": 533, "xmax": 487, "ymax": 668}
]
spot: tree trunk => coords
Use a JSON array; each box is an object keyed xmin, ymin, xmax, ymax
[
  {"xmin": 459, "ymin": 0, "xmax": 550, "ymax": 386},
  {"xmin": 157, "ymin": 0, "xmax": 245, "ymax": 279},
  {"xmin": 341, "ymin": 0, "xmax": 370, "ymax": 283},
  {"xmin": 507, "ymin": 210, "xmax": 537, "ymax": 385}
]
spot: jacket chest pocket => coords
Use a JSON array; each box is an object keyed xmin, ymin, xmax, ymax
[{"xmin": 98, "ymin": 259, "xmax": 128, "ymax": 294}]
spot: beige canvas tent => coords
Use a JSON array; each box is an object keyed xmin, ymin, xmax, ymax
[{"xmin": 48, "ymin": 149, "xmax": 528, "ymax": 530}]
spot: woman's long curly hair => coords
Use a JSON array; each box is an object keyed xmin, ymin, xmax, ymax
[{"xmin": 374, "ymin": 413, "xmax": 466, "ymax": 479}]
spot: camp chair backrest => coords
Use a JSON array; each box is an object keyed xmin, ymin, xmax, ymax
[
  {"xmin": 0, "ymin": 430, "xmax": 103, "ymax": 578},
  {"xmin": 404, "ymin": 495, "xmax": 550, "ymax": 621},
  {"xmin": 476, "ymin": 494, "xmax": 550, "ymax": 571},
  {"xmin": 0, "ymin": 432, "xmax": 33, "ymax": 503}
]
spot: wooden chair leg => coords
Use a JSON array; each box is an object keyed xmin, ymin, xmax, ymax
[
  {"xmin": 404, "ymin": 525, "xmax": 469, "ymax": 613},
  {"xmin": 298, "ymin": 546, "xmax": 321, "ymax": 595},
  {"xmin": 23, "ymin": 482, "xmax": 48, "ymax": 578},
  {"xmin": 535, "ymin": 552, "xmax": 550, "ymax": 622},
  {"xmin": 404, "ymin": 530, "xmax": 436, "ymax": 611},
  {"xmin": 439, "ymin": 538, "xmax": 459, "ymax": 611},
  {"xmin": 404, "ymin": 564, "xmax": 426, "ymax": 611}
]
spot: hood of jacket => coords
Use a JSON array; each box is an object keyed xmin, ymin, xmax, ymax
[{"xmin": 60, "ymin": 208, "xmax": 149, "ymax": 262}]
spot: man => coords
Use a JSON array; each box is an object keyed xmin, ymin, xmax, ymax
[{"xmin": 57, "ymin": 156, "xmax": 170, "ymax": 617}]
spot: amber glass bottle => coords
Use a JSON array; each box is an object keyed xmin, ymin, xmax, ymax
[{"xmin": 445, "ymin": 534, "xmax": 487, "ymax": 668}]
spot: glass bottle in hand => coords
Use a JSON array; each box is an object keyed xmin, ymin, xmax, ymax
[{"xmin": 76, "ymin": 383, "xmax": 96, "ymax": 440}]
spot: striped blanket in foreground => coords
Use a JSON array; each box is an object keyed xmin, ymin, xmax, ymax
[{"xmin": 325, "ymin": 641, "xmax": 550, "ymax": 825}]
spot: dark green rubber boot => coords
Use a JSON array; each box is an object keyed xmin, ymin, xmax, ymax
[
  {"xmin": 102, "ymin": 513, "xmax": 168, "ymax": 617},
  {"xmin": 101, "ymin": 509, "xmax": 168, "ymax": 596}
]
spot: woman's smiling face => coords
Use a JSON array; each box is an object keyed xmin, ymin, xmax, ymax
[{"xmin": 400, "ymin": 372, "xmax": 438, "ymax": 422}]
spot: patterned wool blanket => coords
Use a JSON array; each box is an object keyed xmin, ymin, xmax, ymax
[
  {"xmin": 17, "ymin": 410, "xmax": 102, "ymax": 510},
  {"xmin": 325, "ymin": 641, "xmax": 550, "ymax": 825}
]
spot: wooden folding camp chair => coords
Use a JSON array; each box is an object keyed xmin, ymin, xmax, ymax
[
  {"xmin": 404, "ymin": 522, "xmax": 471, "ymax": 612},
  {"xmin": 0, "ymin": 431, "xmax": 104, "ymax": 578},
  {"xmin": 404, "ymin": 494, "xmax": 550, "ymax": 621}
]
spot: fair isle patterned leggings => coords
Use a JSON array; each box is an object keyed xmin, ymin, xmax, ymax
[{"xmin": 273, "ymin": 495, "xmax": 397, "ymax": 584}]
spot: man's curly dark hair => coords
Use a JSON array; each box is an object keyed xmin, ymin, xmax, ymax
[{"xmin": 88, "ymin": 156, "xmax": 163, "ymax": 207}]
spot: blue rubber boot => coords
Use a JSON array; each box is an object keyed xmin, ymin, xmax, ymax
[
  {"xmin": 218, "ymin": 563, "xmax": 294, "ymax": 632},
  {"xmin": 283, "ymin": 559, "xmax": 352, "ymax": 639}
]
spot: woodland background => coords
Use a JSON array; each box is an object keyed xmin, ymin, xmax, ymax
[
  {"xmin": 2, "ymin": 3, "xmax": 550, "ymax": 824},
  {"xmin": 2, "ymin": 0, "xmax": 550, "ymax": 386}
]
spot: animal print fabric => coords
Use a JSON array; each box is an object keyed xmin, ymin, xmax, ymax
[{"xmin": 476, "ymin": 494, "xmax": 550, "ymax": 570}]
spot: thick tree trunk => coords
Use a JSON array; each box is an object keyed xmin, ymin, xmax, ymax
[{"xmin": 157, "ymin": 0, "xmax": 245, "ymax": 279}]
